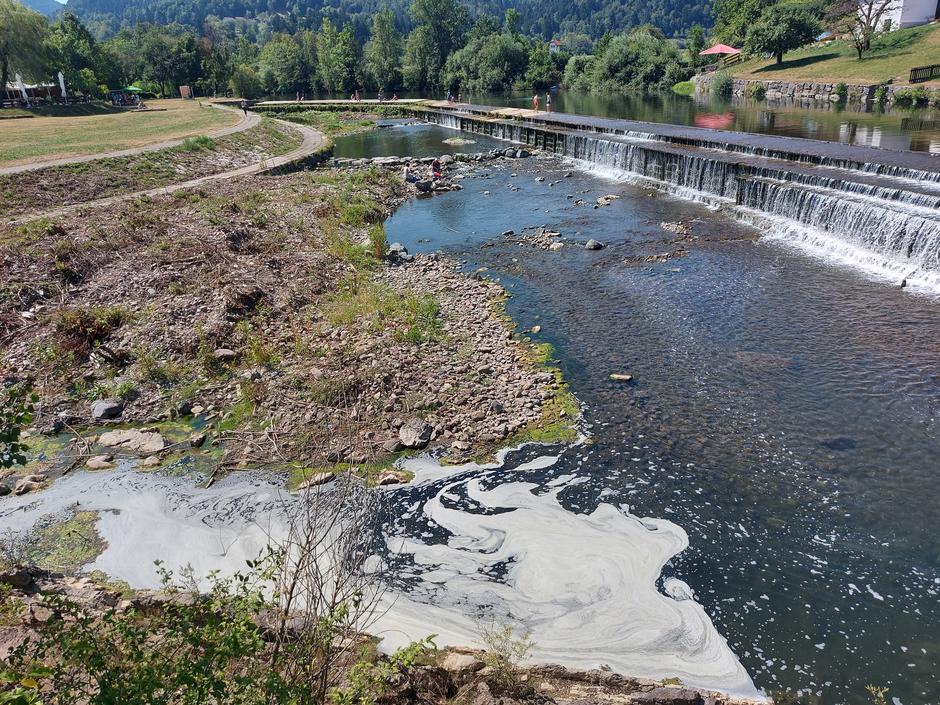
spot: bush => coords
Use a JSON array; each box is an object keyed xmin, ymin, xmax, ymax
[
  {"xmin": 835, "ymin": 82, "xmax": 848, "ymax": 101},
  {"xmin": 710, "ymin": 71, "xmax": 734, "ymax": 100},
  {"xmin": 672, "ymin": 80, "xmax": 694, "ymax": 96},
  {"xmin": 750, "ymin": 82, "xmax": 767, "ymax": 100},
  {"xmin": 53, "ymin": 306, "xmax": 130, "ymax": 349},
  {"xmin": 180, "ymin": 135, "xmax": 217, "ymax": 152},
  {"xmin": 892, "ymin": 87, "xmax": 930, "ymax": 107}
]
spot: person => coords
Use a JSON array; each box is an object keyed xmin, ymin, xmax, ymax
[
  {"xmin": 546, "ymin": 92, "xmax": 552, "ymax": 112},
  {"xmin": 457, "ymin": 93, "xmax": 462, "ymax": 103},
  {"xmin": 432, "ymin": 158, "xmax": 443, "ymax": 180},
  {"xmin": 533, "ymin": 94, "xmax": 540, "ymax": 111},
  {"xmin": 391, "ymin": 93, "xmax": 398, "ymax": 101},
  {"xmin": 447, "ymin": 91, "xmax": 454, "ymax": 103},
  {"xmin": 240, "ymin": 98, "xmax": 248, "ymax": 116},
  {"xmin": 403, "ymin": 164, "xmax": 418, "ymax": 183}
]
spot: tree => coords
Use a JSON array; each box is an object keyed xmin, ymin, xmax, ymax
[
  {"xmin": 827, "ymin": 0, "xmax": 898, "ymax": 59},
  {"xmin": 0, "ymin": 0, "xmax": 48, "ymax": 94},
  {"xmin": 504, "ymin": 8, "xmax": 521, "ymax": 36},
  {"xmin": 363, "ymin": 9, "xmax": 403, "ymax": 91},
  {"xmin": 588, "ymin": 28, "xmax": 689, "ymax": 92},
  {"xmin": 198, "ymin": 36, "xmax": 233, "ymax": 97},
  {"xmin": 745, "ymin": 5, "xmax": 821, "ymax": 64},
  {"xmin": 44, "ymin": 12, "xmax": 107, "ymax": 95},
  {"xmin": 445, "ymin": 31, "xmax": 528, "ymax": 93},
  {"xmin": 526, "ymin": 42, "xmax": 557, "ymax": 89},
  {"xmin": 171, "ymin": 32, "xmax": 200, "ymax": 89},
  {"xmin": 259, "ymin": 34, "xmax": 304, "ymax": 95},
  {"xmin": 316, "ymin": 19, "xmax": 359, "ymax": 94},
  {"xmin": 402, "ymin": 0, "xmax": 467, "ymax": 92},
  {"xmin": 687, "ymin": 23, "xmax": 706, "ymax": 66},
  {"xmin": 713, "ymin": 0, "xmax": 769, "ymax": 46},
  {"xmin": 230, "ymin": 63, "xmax": 262, "ymax": 98}
]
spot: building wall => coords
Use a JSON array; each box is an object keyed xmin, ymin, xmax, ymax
[{"xmin": 882, "ymin": 0, "xmax": 936, "ymax": 29}]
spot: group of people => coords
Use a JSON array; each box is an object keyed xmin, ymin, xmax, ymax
[
  {"xmin": 532, "ymin": 92, "xmax": 553, "ymax": 112},
  {"xmin": 347, "ymin": 90, "xmax": 399, "ymax": 102},
  {"xmin": 446, "ymin": 91, "xmax": 463, "ymax": 104},
  {"xmin": 402, "ymin": 157, "xmax": 444, "ymax": 184}
]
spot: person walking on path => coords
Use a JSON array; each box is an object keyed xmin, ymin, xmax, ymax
[
  {"xmin": 533, "ymin": 94, "xmax": 540, "ymax": 111},
  {"xmin": 546, "ymin": 92, "xmax": 552, "ymax": 112},
  {"xmin": 240, "ymin": 98, "xmax": 249, "ymax": 116}
]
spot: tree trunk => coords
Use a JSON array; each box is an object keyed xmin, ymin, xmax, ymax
[{"xmin": 776, "ymin": 51, "xmax": 783, "ymax": 64}]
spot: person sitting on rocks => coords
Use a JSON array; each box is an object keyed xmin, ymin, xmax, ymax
[{"xmin": 432, "ymin": 158, "xmax": 443, "ymax": 180}]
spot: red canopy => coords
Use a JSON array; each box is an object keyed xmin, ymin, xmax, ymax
[{"xmin": 699, "ymin": 43, "xmax": 741, "ymax": 56}]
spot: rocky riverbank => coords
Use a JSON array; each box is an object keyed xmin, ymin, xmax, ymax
[
  {"xmin": 0, "ymin": 567, "xmax": 769, "ymax": 705},
  {"xmin": 0, "ymin": 160, "xmax": 577, "ymax": 494}
]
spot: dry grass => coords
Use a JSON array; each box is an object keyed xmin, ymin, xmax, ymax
[{"xmin": 0, "ymin": 99, "xmax": 240, "ymax": 168}]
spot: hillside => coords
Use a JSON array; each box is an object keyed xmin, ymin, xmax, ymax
[
  {"xmin": 62, "ymin": 0, "xmax": 712, "ymax": 40},
  {"xmin": 19, "ymin": 0, "xmax": 64, "ymax": 15},
  {"xmin": 728, "ymin": 22, "xmax": 940, "ymax": 85}
]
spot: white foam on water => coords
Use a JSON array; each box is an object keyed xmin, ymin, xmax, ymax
[
  {"xmin": 0, "ymin": 456, "xmax": 759, "ymax": 698},
  {"xmin": 371, "ymin": 456, "xmax": 759, "ymax": 697}
]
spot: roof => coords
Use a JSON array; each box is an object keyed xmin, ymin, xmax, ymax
[{"xmin": 699, "ymin": 43, "xmax": 741, "ymax": 56}]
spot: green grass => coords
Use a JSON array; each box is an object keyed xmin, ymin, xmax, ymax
[
  {"xmin": 326, "ymin": 276, "xmax": 444, "ymax": 344},
  {"xmin": 287, "ymin": 457, "xmax": 414, "ymax": 490},
  {"xmin": 0, "ymin": 99, "xmax": 239, "ymax": 168},
  {"xmin": 729, "ymin": 23, "xmax": 940, "ymax": 84},
  {"xmin": 180, "ymin": 135, "xmax": 217, "ymax": 152},
  {"xmin": 0, "ymin": 102, "xmax": 121, "ymax": 120},
  {"xmin": 672, "ymin": 80, "xmax": 695, "ymax": 96}
]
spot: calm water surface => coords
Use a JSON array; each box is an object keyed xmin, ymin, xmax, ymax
[{"xmin": 340, "ymin": 125, "xmax": 940, "ymax": 704}]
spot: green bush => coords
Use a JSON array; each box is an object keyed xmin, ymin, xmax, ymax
[
  {"xmin": 672, "ymin": 80, "xmax": 694, "ymax": 96},
  {"xmin": 892, "ymin": 87, "xmax": 930, "ymax": 107},
  {"xmin": 834, "ymin": 82, "xmax": 848, "ymax": 101},
  {"xmin": 710, "ymin": 71, "xmax": 734, "ymax": 100},
  {"xmin": 750, "ymin": 82, "xmax": 767, "ymax": 100},
  {"xmin": 179, "ymin": 135, "xmax": 217, "ymax": 152}
]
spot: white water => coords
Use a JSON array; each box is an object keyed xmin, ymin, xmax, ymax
[{"xmin": 0, "ymin": 456, "xmax": 759, "ymax": 697}]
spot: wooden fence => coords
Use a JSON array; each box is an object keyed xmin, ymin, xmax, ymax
[{"xmin": 910, "ymin": 64, "xmax": 940, "ymax": 83}]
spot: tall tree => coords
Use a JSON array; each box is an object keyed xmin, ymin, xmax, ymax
[
  {"xmin": 44, "ymin": 12, "xmax": 106, "ymax": 94},
  {"xmin": 745, "ymin": 5, "xmax": 820, "ymax": 64},
  {"xmin": 686, "ymin": 23, "xmax": 706, "ymax": 66},
  {"xmin": 259, "ymin": 34, "xmax": 304, "ymax": 95},
  {"xmin": 712, "ymin": 0, "xmax": 768, "ymax": 46},
  {"xmin": 363, "ymin": 9, "xmax": 403, "ymax": 91},
  {"xmin": 316, "ymin": 19, "xmax": 359, "ymax": 94},
  {"xmin": 402, "ymin": 0, "xmax": 467, "ymax": 92},
  {"xmin": 0, "ymin": 0, "xmax": 48, "ymax": 93},
  {"xmin": 827, "ymin": 0, "xmax": 898, "ymax": 59}
]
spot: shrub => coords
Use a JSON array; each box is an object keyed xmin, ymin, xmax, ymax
[
  {"xmin": 180, "ymin": 135, "xmax": 217, "ymax": 152},
  {"xmin": 672, "ymin": 80, "xmax": 694, "ymax": 96},
  {"xmin": 710, "ymin": 71, "xmax": 734, "ymax": 100},
  {"xmin": 834, "ymin": 82, "xmax": 848, "ymax": 101},
  {"xmin": 53, "ymin": 306, "xmax": 130, "ymax": 349},
  {"xmin": 873, "ymin": 84, "xmax": 888, "ymax": 107},
  {"xmin": 368, "ymin": 223, "xmax": 387, "ymax": 260},
  {"xmin": 480, "ymin": 624, "xmax": 534, "ymax": 696},
  {"xmin": 892, "ymin": 87, "xmax": 930, "ymax": 107},
  {"xmin": 0, "ymin": 383, "xmax": 36, "ymax": 469},
  {"xmin": 750, "ymin": 83, "xmax": 767, "ymax": 100}
]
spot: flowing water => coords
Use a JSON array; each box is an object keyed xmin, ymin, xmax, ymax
[{"xmin": 2, "ymin": 123, "xmax": 938, "ymax": 704}]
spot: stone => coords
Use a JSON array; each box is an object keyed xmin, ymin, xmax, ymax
[
  {"xmin": 382, "ymin": 437, "xmax": 405, "ymax": 453},
  {"xmin": 376, "ymin": 470, "xmax": 410, "ymax": 486},
  {"xmin": 398, "ymin": 418, "xmax": 433, "ymax": 449},
  {"xmin": 548, "ymin": 242, "xmax": 564, "ymax": 251},
  {"xmin": 530, "ymin": 325, "xmax": 542, "ymax": 334},
  {"xmin": 188, "ymin": 432, "xmax": 207, "ymax": 448},
  {"xmin": 141, "ymin": 455, "xmax": 163, "ymax": 468},
  {"xmin": 439, "ymin": 154, "xmax": 454, "ymax": 165},
  {"xmin": 610, "ymin": 373, "xmax": 633, "ymax": 382},
  {"xmin": 85, "ymin": 455, "xmax": 114, "ymax": 470},
  {"xmin": 295, "ymin": 472, "xmax": 334, "ymax": 490},
  {"xmin": 14, "ymin": 475, "xmax": 45, "ymax": 495},
  {"xmin": 386, "ymin": 242, "xmax": 414, "ymax": 263},
  {"xmin": 450, "ymin": 440, "xmax": 472, "ymax": 453},
  {"xmin": 0, "ymin": 485, "xmax": 10, "ymax": 497},
  {"xmin": 630, "ymin": 687, "xmax": 703, "ymax": 704},
  {"xmin": 213, "ymin": 348, "xmax": 237, "ymax": 362},
  {"xmin": 98, "ymin": 429, "xmax": 166, "ymax": 455},
  {"xmin": 414, "ymin": 180, "xmax": 432, "ymax": 193},
  {"xmin": 90, "ymin": 398, "xmax": 124, "ymax": 421},
  {"xmin": 441, "ymin": 651, "xmax": 484, "ymax": 674},
  {"xmin": 585, "ymin": 239, "xmax": 605, "ymax": 250}
]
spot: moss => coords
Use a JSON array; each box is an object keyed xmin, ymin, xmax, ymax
[
  {"xmin": 214, "ymin": 398, "xmax": 259, "ymax": 434},
  {"xmin": 28, "ymin": 510, "xmax": 106, "ymax": 574}
]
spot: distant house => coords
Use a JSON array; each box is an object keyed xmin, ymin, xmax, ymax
[
  {"xmin": 877, "ymin": 0, "xmax": 938, "ymax": 29},
  {"xmin": 548, "ymin": 39, "xmax": 563, "ymax": 54}
]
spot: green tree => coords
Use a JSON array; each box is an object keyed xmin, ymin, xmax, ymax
[
  {"xmin": 44, "ymin": 12, "xmax": 107, "ymax": 96},
  {"xmin": 316, "ymin": 20, "xmax": 359, "ymax": 94},
  {"xmin": 171, "ymin": 32, "xmax": 200, "ymax": 89},
  {"xmin": 230, "ymin": 63, "xmax": 263, "ymax": 98},
  {"xmin": 745, "ymin": 5, "xmax": 821, "ymax": 64},
  {"xmin": 138, "ymin": 24, "xmax": 177, "ymax": 95},
  {"xmin": 259, "ymin": 34, "xmax": 304, "ymax": 95},
  {"xmin": 363, "ymin": 9, "xmax": 403, "ymax": 91},
  {"xmin": 588, "ymin": 28, "xmax": 689, "ymax": 92},
  {"xmin": 198, "ymin": 36, "xmax": 233, "ymax": 97},
  {"xmin": 687, "ymin": 23, "xmax": 706, "ymax": 66},
  {"xmin": 503, "ymin": 8, "xmax": 521, "ymax": 36},
  {"xmin": 445, "ymin": 31, "xmax": 528, "ymax": 93},
  {"xmin": 525, "ymin": 42, "xmax": 557, "ymax": 88},
  {"xmin": 563, "ymin": 54, "xmax": 595, "ymax": 91},
  {"xmin": 0, "ymin": 0, "xmax": 48, "ymax": 94},
  {"xmin": 402, "ymin": 0, "xmax": 467, "ymax": 92},
  {"xmin": 713, "ymin": 0, "xmax": 768, "ymax": 46}
]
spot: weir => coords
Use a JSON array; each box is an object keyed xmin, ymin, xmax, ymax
[{"xmin": 411, "ymin": 103, "xmax": 940, "ymax": 288}]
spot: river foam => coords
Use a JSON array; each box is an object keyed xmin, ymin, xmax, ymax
[{"xmin": 0, "ymin": 454, "xmax": 757, "ymax": 698}]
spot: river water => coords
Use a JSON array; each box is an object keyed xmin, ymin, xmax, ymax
[
  {"xmin": 2, "ymin": 123, "xmax": 938, "ymax": 704},
  {"xmin": 369, "ymin": 124, "xmax": 939, "ymax": 704}
]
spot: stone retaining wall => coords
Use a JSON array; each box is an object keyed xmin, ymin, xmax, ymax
[{"xmin": 693, "ymin": 74, "xmax": 940, "ymax": 106}]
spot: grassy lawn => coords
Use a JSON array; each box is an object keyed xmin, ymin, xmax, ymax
[
  {"xmin": 729, "ymin": 23, "xmax": 940, "ymax": 84},
  {"xmin": 0, "ymin": 99, "xmax": 241, "ymax": 168}
]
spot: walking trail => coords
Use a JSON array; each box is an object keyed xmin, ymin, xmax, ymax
[
  {"xmin": 9, "ymin": 119, "xmax": 328, "ymax": 224},
  {"xmin": 1, "ymin": 105, "xmax": 263, "ymax": 176}
]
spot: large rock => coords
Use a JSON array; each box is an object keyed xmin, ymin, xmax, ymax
[
  {"xmin": 441, "ymin": 651, "xmax": 484, "ymax": 674},
  {"xmin": 398, "ymin": 418, "xmax": 433, "ymax": 449},
  {"xmin": 386, "ymin": 242, "xmax": 414, "ymax": 263},
  {"xmin": 585, "ymin": 239, "xmax": 605, "ymax": 250},
  {"xmin": 98, "ymin": 429, "xmax": 166, "ymax": 455},
  {"xmin": 85, "ymin": 455, "xmax": 114, "ymax": 470},
  {"xmin": 90, "ymin": 398, "xmax": 124, "ymax": 421}
]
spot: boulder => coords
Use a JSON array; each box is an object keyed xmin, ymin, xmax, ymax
[
  {"xmin": 610, "ymin": 373, "xmax": 633, "ymax": 382},
  {"xmin": 85, "ymin": 455, "xmax": 114, "ymax": 470},
  {"xmin": 585, "ymin": 239, "xmax": 605, "ymax": 250},
  {"xmin": 386, "ymin": 243, "xmax": 414, "ymax": 263},
  {"xmin": 376, "ymin": 470, "xmax": 410, "ymax": 486},
  {"xmin": 439, "ymin": 154, "xmax": 455, "ymax": 165},
  {"xmin": 548, "ymin": 242, "xmax": 564, "ymax": 251},
  {"xmin": 414, "ymin": 180, "xmax": 432, "ymax": 193},
  {"xmin": 398, "ymin": 418, "xmax": 433, "ymax": 449},
  {"xmin": 188, "ymin": 432, "xmax": 207, "ymax": 448},
  {"xmin": 98, "ymin": 429, "xmax": 166, "ymax": 455},
  {"xmin": 91, "ymin": 398, "xmax": 124, "ymax": 421},
  {"xmin": 382, "ymin": 437, "xmax": 405, "ymax": 453},
  {"xmin": 14, "ymin": 475, "xmax": 45, "ymax": 495},
  {"xmin": 0, "ymin": 485, "xmax": 10, "ymax": 497},
  {"xmin": 213, "ymin": 348, "xmax": 238, "ymax": 362},
  {"xmin": 441, "ymin": 651, "xmax": 484, "ymax": 674}
]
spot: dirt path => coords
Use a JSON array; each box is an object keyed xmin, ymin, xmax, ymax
[
  {"xmin": 9, "ymin": 121, "xmax": 328, "ymax": 224},
  {"xmin": 0, "ymin": 105, "xmax": 259, "ymax": 176}
]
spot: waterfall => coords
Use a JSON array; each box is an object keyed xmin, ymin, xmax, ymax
[{"xmin": 422, "ymin": 109, "xmax": 940, "ymax": 290}]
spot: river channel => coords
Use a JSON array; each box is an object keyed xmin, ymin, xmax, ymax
[{"xmin": 1, "ymin": 122, "xmax": 937, "ymax": 705}]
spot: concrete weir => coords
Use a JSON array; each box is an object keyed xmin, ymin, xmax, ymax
[{"xmin": 411, "ymin": 102, "xmax": 940, "ymax": 290}]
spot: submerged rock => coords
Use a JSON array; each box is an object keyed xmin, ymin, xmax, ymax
[{"xmin": 585, "ymin": 239, "xmax": 605, "ymax": 250}]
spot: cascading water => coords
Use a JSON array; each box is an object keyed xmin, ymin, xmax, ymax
[{"xmin": 421, "ymin": 109, "xmax": 940, "ymax": 290}]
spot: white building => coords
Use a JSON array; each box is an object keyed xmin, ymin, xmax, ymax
[{"xmin": 881, "ymin": 0, "xmax": 937, "ymax": 29}]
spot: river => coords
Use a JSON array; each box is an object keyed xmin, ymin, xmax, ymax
[{"xmin": 2, "ymin": 122, "xmax": 938, "ymax": 704}]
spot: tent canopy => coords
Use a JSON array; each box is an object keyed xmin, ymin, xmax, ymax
[
  {"xmin": 699, "ymin": 43, "xmax": 741, "ymax": 56},
  {"xmin": 122, "ymin": 86, "xmax": 143, "ymax": 92}
]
